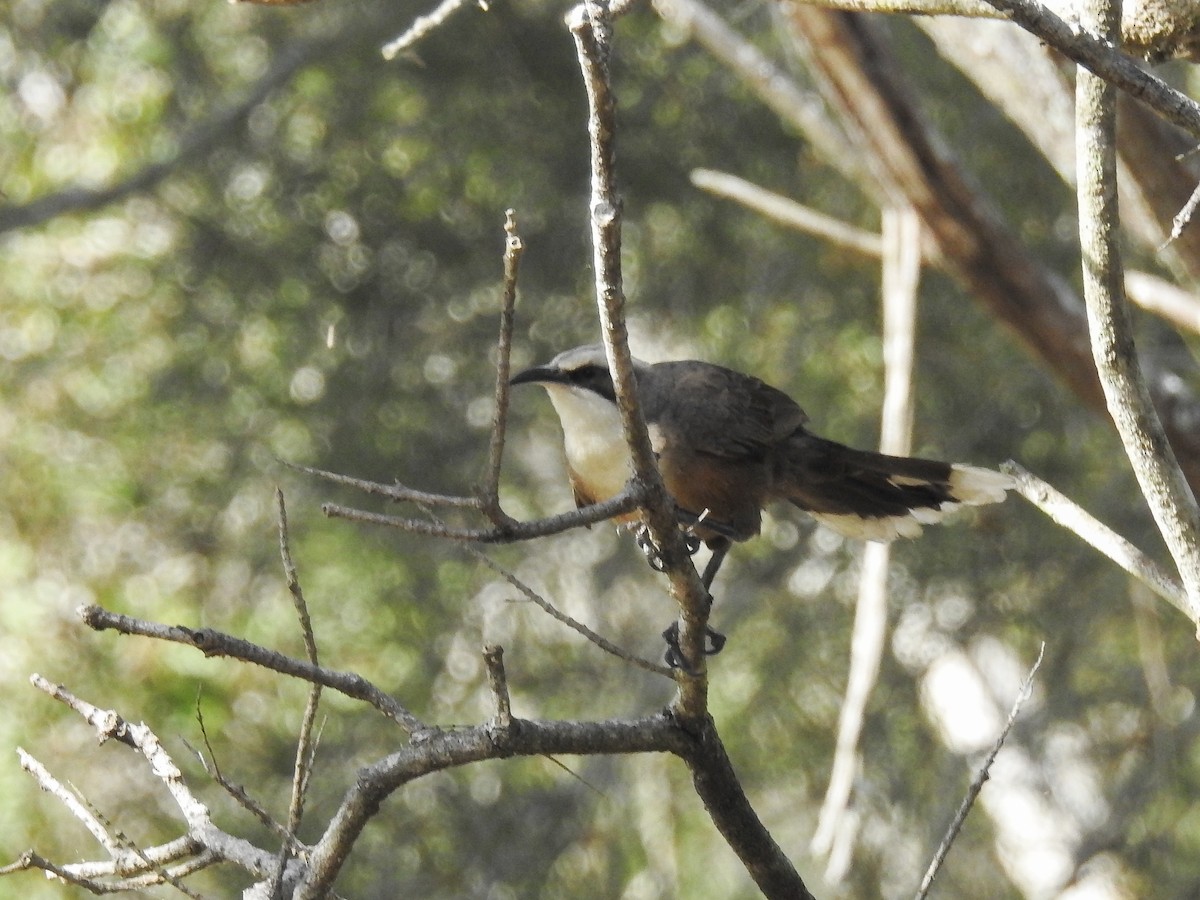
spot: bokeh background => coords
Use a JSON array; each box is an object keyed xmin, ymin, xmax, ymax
[{"xmin": 2, "ymin": 0, "xmax": 1199, "ymax": 896}]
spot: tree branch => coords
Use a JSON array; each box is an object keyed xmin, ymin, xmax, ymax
[
  {"xmin": 321, "ymin": 489, "xmax": 641, "ymax": 541},
  {"xmin": 914, "ymin": 642, "xmax": 1045, "ymax": 899},
  {"xmin": 568, "ymin": 0, "xmax": 715, "ymax": 695},
  {"xmin": 691, "ymin": 167, "xmax": 887, "ymax": 259},
  {"xmin": 978, "ymin": 0, "xmax": 1200, "ymax": 138},
  {"xmin": 813, "ymin": 207, "xmax": 922, "ymax": 879},
  {"xmin": 468, "ymin": 548, "xmax": 674, "ymax": 676},
  {"xmin": 296, "ymin": 713, "xmax": 691, "ymax": 898},
  {"xmin": 78, "ymin": 605, "xmax": 429, "ymax": 734},
  {"xmin": 1004, "ymin": 461, "xmax": 1190, "ymax": 617},
  {"xmin": 479, "ymin": 209, "xmax": 524, "ymax": 526},
  {"xmin": 1075, "ymin": 0, "xmax": 1200, "ymax": 620}
]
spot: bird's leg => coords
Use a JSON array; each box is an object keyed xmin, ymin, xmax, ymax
[
  {"xmin": 631, "ymin": 515, "xmax": 705, "ymax": 573},
  {"xmin": 661, "ymin": 535, "xmax": 730, "ymax": 670},
  {"xmin": 628, "ymin": 513, "xmax": 730, "ymax": 669},
  {"xmin": 700, "ymin": 538, "xmax": 730, "ymax": 591}
]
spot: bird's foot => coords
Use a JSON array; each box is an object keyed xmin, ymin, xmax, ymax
[
  {"xmin": 633, "ymin": 524, "xmax": 667, "ymax": 572},
  {"xmin": 632, "ymin": 523, "xmax": 703, "ymax": 573},
  {"xmin": 661, "ymin": 620, "xmax": 727, "ymax": 673}
]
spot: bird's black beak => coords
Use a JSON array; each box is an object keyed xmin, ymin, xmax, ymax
[{"xmin": 509, "ymin": 365, "xmax": 557, "ymax": 387}]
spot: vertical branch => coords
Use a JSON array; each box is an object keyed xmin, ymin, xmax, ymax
[
  {"xmin": 1075, "ymin": 0, "xmax": 1200, "ymax": 624},
  {"xmin": 567, "ymin": 0, "xmax": 712, "ymax": 698},
  {"xmin": 812, "ymin": 207, "xmax": 922, "ymax": 877},
  {"xmin": 565, "ymin": 0, "xmax": 655, "ymax": 481},
  {"xmin": 276, "ymin": 488, "xmax": 321, "ymax": 879},
  {"xmin": 480, "ymin": 209, "xmax": 524, "ymax": 524}
]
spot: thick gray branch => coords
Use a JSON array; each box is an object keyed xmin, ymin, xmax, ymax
[{"xmin": 1075, "ymin": 0, "xmax": 1200, "ymax": 619}]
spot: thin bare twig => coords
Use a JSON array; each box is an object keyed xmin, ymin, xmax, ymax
[
  {"xmin": 479, "ymin": 209, "xmax": 524, "ymax": 526},
  {"xmin": 188, "ymin": 704, "xmax": 308, "ymax": 858},
  {"xmin": 468, "ymin": 548, "xmax": 673, "ymax": 676},
  {"xmin": 23, "ymin": 677, "xmax": 289, "ymax": 887},
  {"xmin": 322, "ymin": 489, "xmax": 641, "ymax": 541},
  {"xmin": 285, "ymin": 461, "xmax": 483, "ymax": 510},
  {"xmin": 78, "ymin": 605, "xmax": 429, "ymax": 734},
  {"xmin": 275, "ymin": 489, "xmax": 322, "ymax": 893},
  {"xmin": 17, "ymin": 749, "xmax": 119, "ymax": 853},
  {"xmin": 915, "ymin": 642, "xmax": 1045, "ymax": 899},
  {"xmin": 382, "ymin": 0, "xmax": 489, "ymax": 59}
]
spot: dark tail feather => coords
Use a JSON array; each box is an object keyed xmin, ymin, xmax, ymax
[{"xmin": 778, "ymin": 439, "xmax": 1012, "ymax": 541}]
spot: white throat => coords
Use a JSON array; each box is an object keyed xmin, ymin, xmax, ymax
[{"xmin": 542, "ymin": 383, "xmax": 632, "ymax": 502}]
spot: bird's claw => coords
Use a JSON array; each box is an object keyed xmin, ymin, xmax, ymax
[
  {"xmin": 633, "ymin": 523, "xmax": 703, "ymax": 573},
  {"xmin": 634, "ymin": 525, "xmax": 667, "ymax": 572},
  {"xmin": 662, "ymin": 620, "xmax": 727, "ymax": 672}
]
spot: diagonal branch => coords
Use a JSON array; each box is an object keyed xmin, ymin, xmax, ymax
[
  {"xmin": 296, "ymin": 713, "xmax": 691, "ymax": 898},
  {"xmin": 1005, "ymin": 462, "xmax": 1190, "ymax": 617},
  {"xmin": 977, "ymin": 0, "xmax": 1200, "ymax": 139},
  {"xmin": 468, "ymin": 547, "xmax": 674, "ymax": 676},
  {"xmin": 914, "ymin": 642, "xmax": 1045, "ymax": 898},
  {"xmin": 78, "ymin": 605, "xmax": 429, "ymax": 734}
]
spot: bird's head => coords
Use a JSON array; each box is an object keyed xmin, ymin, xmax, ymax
[{"xmin": 509, "ymin": 344, "xmax": 649, "ymax": 403}]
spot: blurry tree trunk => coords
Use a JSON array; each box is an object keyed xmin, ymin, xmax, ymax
[{"xmin": 781, "ymin": 5, "xmax": 1200, "ymax": 493}]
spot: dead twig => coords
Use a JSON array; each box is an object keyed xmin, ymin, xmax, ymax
[
  {"xmin": 915, "ymin": 642, "xmax": 1046, "ymax": 899},
  {"xmin": 469, "ymin": 548, "xmax": 674, "ymax": 677},
  {"xmin": 78, "ymin": 605, "xmax": 429, "ymax": 734}
]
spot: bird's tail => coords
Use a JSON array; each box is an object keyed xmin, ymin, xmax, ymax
[{"xmin": 778, "ymin": 438, "xmax": 1013, "ymax": 542}]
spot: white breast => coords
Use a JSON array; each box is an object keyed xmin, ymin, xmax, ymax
[{"xmin": 542, "ymin": 383, "xmax": 632, "ymax": 501}]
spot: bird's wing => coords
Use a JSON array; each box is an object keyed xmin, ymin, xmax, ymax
[{"xmin": 644, "ymin": 361, "xmax": 807, "ymax": 460}]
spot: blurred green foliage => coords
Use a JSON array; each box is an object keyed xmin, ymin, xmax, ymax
[{"xmin": 2, "ymin": 0, "xmax": 1199, "ymax": 896}]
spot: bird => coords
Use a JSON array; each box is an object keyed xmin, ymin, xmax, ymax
[{"xmin": 510, "ymin": 344, "xmax": 1012, "ymax": 595}]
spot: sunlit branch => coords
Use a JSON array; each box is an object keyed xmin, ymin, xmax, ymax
[
  {"xmin": 979, "ymin": 0, "xmax": 1200, "ymax": 138},
  {"xmin": 1075, "ymin": 0, "xmax": 1200, "ymax": 622},
  {"xmin": 691, "ymin": 168, "xmax": 886, "ymax": 259},
  {"xmin": 382, "ymin": 0, "xmax": 488, "ymax": 59},
  {"xmin": 813, "ymin": 207, "xmax": 922, "ymax": 879},
  {"xmin": 23, "ymin": 677, "xmax": 287, "ymax": 887},
  {"xmin": 1004, "ymin": 462, "xmax": 1191, "ymax": 619}
]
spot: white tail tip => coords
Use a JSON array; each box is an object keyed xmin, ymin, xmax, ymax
[{"xmin": 812, "ymin": 465, "xmax": 1012, "ymax": 543}]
